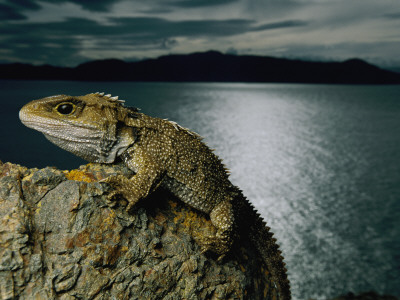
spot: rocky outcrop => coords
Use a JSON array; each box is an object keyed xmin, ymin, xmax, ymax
[{"xmin": 0, "ymin": 161, "xmax": 278, "ymax": 299}]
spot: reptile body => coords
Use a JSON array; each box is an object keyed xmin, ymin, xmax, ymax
[{"xmin": 19, "ymin": 92, "xmax": 291, "ymax": 299}]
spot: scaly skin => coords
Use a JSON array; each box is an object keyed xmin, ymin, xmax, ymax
[{"xmin": 19, "ymin": 92, "xmax": 291, "ymax": 299}]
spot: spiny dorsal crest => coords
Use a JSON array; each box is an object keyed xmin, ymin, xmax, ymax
[
  {"xmin": 163, "ymin": 118, "xmax": 202, "ymax": 138},
  {"xmin": 93, "ymin": 92, "xmax": 198, "ymax": 136},
  {"xmin": 93, "ymin": 92, "xmax": 140, "ymax": 113},
  {"xmin": 94, "ymin": 92, "xmax": 125, "ymax": 103}
]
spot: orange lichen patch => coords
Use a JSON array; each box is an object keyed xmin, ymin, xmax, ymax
[
  {"xmin": 69, "ymin": 230, "xmax": 91, "ymax": 248},
  {"xmin": 65, "ymin": 208, "xmax": 123, "ymax": 266},
  {"xmin": 171, "ymin": 203, "xmax": 216, "ymax": 243},
  {"xmin": 66, "ymin": 209, "xmax": 120, "ymax": 249},
  {"xmin": 103, "ymin": 209, "xmax": 116, "ymax": 229},
  {"xmin": 64, "ymin": 169, "xmax": 97, "ymax": 183},
  {"xmin": 173, "ymin": 207, "xmax": 202, "ymax": 229}
]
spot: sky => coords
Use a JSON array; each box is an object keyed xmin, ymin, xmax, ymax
[{"xmin": 1, "ymin": 0, "xmax": 400, "ymax": 70}]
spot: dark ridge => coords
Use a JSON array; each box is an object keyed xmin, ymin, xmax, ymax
[
  {"xmin": 75, "ymin": 59, "xmax": 131, "ymax": 81},
  {"xmin": 1, "ymin": 51, "xmax": 399, "ymax": 84}
]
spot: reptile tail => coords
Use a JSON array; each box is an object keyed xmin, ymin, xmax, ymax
[{"xmin": 233, "ymin": 189, "xmax": 291, "ymax": 300}]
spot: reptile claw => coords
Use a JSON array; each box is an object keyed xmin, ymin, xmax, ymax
[
  {"xmin": 200, "ymin": 247, "xmax": 208, "ymax": 255},
  {"xmin": 216, "ymin": 254, "xmax": 226, "ymax": 262}
]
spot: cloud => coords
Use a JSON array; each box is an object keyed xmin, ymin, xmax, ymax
[
  {"xmin": 1, "ymin": 0, "xmax": 399, "ymax": 67},
  {"xmin": 109, "ymin": 17, "xmax": 307, "ymax": 39},
  {"xmin": 6, "ymin": 0, "xmax": 41, "ymax": 10},
  {"xmin": 383, "ymin": 12, "xmax": 400, "ymax": 19},
  {"xmin": 167, "ymin": 0, "xmax": 239, "ymax": 8},
  {"xmin": 252, "ymin": 20, "xmax": 308, "ymax": 31},
  {"xmin": 0, "ymin": 12, "xmax": 311, "ymax": 65},
  {"xmin": 0, "ymin": 18, "xmax": 96, "ymax": 65},
  {"xmin": 3, "ymin": 0, "xmax": 120, "ymax": 13},
  {"xmin": 48, "ymin": 0, "xmax": 117, "ymax": 12},
  {"xmin": 0, "ymin": 0, "xmax": 117, "ymax": 22},
  {"xmin": 226, "ymin": 47, "xmax": 239, "ymax": 55},
  {"xmin": 111, "ymin": 17, "xmax": 252, "ymax": 37},
  {"xmin": 0, "ymin": 0, "xmax": 42, "ymax": 20},
  {"xmin": 0, "ymin": 16, "xmax": 252, "ymax": 65},
  {"xmin": 0, "ymin": 3, "xmax": 27, "ymax": 20},
  {"xmin": 264, "ymin": 40, "xmax": 400, "ymax": 67}
]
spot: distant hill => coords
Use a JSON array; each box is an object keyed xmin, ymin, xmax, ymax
[{"xmin": 1, "ymin": 51, "xmax": 400, "ymax": 84}]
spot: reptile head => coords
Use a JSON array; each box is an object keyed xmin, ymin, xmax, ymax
[{"xmin": 19, "ymin": 93, "xmax": 136, "ymax": 163}]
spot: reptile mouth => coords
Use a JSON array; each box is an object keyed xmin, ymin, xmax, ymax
[
  {"xmin": 19, "ymin": 110, "xmax": 55, "ymax": 130},
  {"xmin": 19, "ymin": 109, "xmax": 36, "ymax": 128}
]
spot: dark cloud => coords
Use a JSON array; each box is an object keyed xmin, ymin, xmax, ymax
[
  {"xmin": 226, "ymin": 47, "xmax": 239, "ymax": 55},
  {"xmin": 0, "ymin": 17, "xmax": 255, "ymax": 65},
  {"xmin": 0, "ymin": 3, "xmax": 27, "ymax": 20},
  {"xmin": 0, "ymin": 0, "xmax": 399, "ymax": 67},
  {"xmin": 267, "ymin": 40, "xmax": 400, "ymax": 67},
  {"xmin": 168, "ymin": 0, "xmax": 239, "ymax": 8},
  {"xmin": 252, "ymin": 20, "xmax": 308, "ymax": 31},
  {"xmin": 0, "ymin": 18, "xmax": 96, "ymax": 65},
  {"xmin": 139, "ymin": 8, "xmax": 174, "ymax": 14},
  {"xmin": 1, "ymin": 37, "xmax": 83, "ymax": 66},
  {"xmin": 0, "ymin": 0, "xmax": 116, "ymax": 22},
  {"xmin": 7, "ymin": 0, "xmax": 41, "ymax": 10},
  {"xmin": 0, "ymin": 0, "xmax": 41, "ymax": 20},
  {"xmin": 0, "ymin": 23, "xmax": 84, "ymax": 65},
  {"xmin": 383, "ymin": 12, "xmax": 400, "ymax": 19},
  {"xmin": 109, "ymin": 17, "xmax": 304, "ymax": 39},
  {"xmin": 2, "ymin": 0, "xmax": 119, "ymax": 12},
  {"xmin": 1, "ymin": 17, "xmax": 100, "ymax": 36},
  {"xmin": 45, "ymin": 0, "xmax": 117, "ymax": 12},
  {"xmin": 110, "ymin": 17, "xmax": 253, "ymax": 38},
  {"xmin": 6, "ymin": 0, "xmax": 41, "ymax": 10},
  {"xmin": 1, "ymin": 14, "xmax": 309, "ymax": 65}
]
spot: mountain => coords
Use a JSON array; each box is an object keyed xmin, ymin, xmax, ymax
[{"xmin": 1, "ymin": 51, "xmax": 400, "ymax": 84}]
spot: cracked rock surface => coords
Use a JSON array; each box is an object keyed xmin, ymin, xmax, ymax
[{"xmin": 0, "ymin": 161, "xmax": 276, "ymax": 300}]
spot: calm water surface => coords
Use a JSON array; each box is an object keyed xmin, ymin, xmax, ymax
[{"xmin": 1, "ymin": 80, "xmax": 399, "ymax": 299}]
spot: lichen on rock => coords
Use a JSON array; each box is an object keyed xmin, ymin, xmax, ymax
[{"xmin": 0, "ymin": 161, "xmax": 278, "ymax": 299}]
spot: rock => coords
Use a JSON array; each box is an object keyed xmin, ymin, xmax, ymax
[{"xmin": 0, "ymin": 161, "xmax": 278, "ymax": 299}]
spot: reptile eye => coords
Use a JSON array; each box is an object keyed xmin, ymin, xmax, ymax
[{"xmin": 56, "ymin": 103, "xmax": 75, "ymax": 115}]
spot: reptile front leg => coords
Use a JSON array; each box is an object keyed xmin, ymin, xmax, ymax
[{"xmin": 105, "ymin": 147, "xmax": 164, "ymax": 211}]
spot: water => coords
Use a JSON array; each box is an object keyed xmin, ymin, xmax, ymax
[{"xmin": 1, "ymin": 80, "xmax": 399, "ymax": 299}]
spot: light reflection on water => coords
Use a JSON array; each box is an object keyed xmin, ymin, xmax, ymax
[
  {"xmin": 2, "ymin": 81, "xmax": 399, "ymax": 299},
  {"xmin": 163, "ymin": 83, "xmax": 400, "ymax": 299}
]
